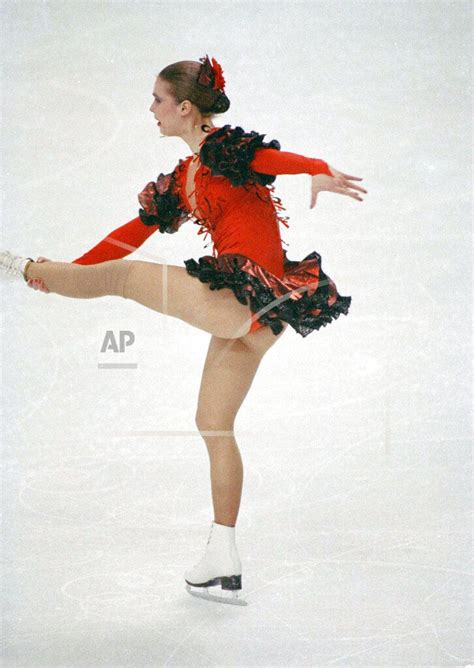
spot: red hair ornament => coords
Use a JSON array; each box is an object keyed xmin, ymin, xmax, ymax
[{"xmin": 198, "ymin": 54, "xmax": 226, "ymax": 92}]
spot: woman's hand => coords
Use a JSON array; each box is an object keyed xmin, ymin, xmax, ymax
[
  {"xmin": 26, "ymin": 256, "xmax": 51, "ymax": 293},
  {"xmin": 310, "ymin": 164, "xmax": 367, "ymax": 209}
]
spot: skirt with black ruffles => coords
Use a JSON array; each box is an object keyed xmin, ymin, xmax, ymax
[{"xmin": 183, "ymin": 249, "xmax": 351, "ymax": 337}]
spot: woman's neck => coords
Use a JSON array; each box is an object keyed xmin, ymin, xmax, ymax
[{"xmin": 184, "ymin": 123, "xmax": 217, "ymax": 155}]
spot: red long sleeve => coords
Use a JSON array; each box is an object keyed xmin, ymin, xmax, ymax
[
  {"xmin": 71, "ymin": 216, "xmax": 159, "ymax": 265},
  {"xmin": 249, "ymin": 148, "xmax": 332, "ymax": 177}
]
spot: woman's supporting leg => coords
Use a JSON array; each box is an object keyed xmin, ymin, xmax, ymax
[
  {"xmin": 25, "ymin": 258, "xmax": 256, "ymax": 338},
  {"xmin": 204, "ymin": 430, "xmax": 244, "ymax": 529},
  {"xmin": 195, "ymin": 335, "xmax": 279, "ymax": 527}
]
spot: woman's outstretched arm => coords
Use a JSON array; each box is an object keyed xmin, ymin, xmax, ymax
[
  {"xmin": 26, "ymin": 216, "xmax": 160, "ymax": 292},
  {"xmin": 71, "ymin": 215, "xmax": 159, "ymax": 265},
  {"xmin": 250, "ymin": 147, "xmax": 367, "ymax": 209},
  {"xmin": 249, "ymin": 148, "xmax": 333, "ymax": 176}
]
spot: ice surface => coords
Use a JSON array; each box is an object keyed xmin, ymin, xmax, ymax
[{"xmin": 1, "ymin": 1, "xmax": 471, "ymax": 665}]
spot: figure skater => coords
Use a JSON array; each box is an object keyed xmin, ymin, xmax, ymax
[{"xmin": 0, "ymin": 54, "xmax": 367, "ymax": 606}]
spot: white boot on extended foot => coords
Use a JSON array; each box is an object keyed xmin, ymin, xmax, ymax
[
  {"xmin": 184, "ymin": 521, "xmax": 247, "ymax": 606},
  {"xmin": 0, "ymin": 251, "xmax": 34, "ymax": 282}
]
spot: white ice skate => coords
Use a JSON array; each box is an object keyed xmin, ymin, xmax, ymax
[
  {"xmin": 0, "ymin": 250, "xmax": 34, "ymax": 282},
  {"xmin": 184, "ymin": 520, "xmax": 247, "ymax": 606}
]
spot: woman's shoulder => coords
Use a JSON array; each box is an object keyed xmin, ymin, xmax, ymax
[
  {"xmin": 202, "ymin": 124, "xmax": 280, "ymax": 149},
  {"xmin": 199, "ymin": 124, "xmax": 281, "ymax": 187}
]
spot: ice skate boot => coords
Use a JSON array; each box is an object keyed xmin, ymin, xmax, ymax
[
  {"xmin": 184, "ymin": 521, "xmax": 247, "ymax": 606},
  {"xmin": 0, "ymin": 251, "xmax": 34, "ymax": 282}
]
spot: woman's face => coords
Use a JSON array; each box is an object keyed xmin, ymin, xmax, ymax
[{"xmin": 149, "ymin": 77, "xmax": 183, "ymax": 136}]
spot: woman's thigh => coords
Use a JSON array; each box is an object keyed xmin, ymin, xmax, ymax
[
  {"xmin": 123, "ymin": 260, "xmax": 256, "ymax": 339},
  {"xmin": 195, "ymin": 335, "xmax": 265, "ymax": 431},
  {"xmin": 195, "ymin": 321, "xmax": 289, "ymax": 432}
]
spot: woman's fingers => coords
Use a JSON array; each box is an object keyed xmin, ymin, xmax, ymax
[
  {"xmin": 28, "ymin": 280, "xmax": 49, "ymax": 292},
  {"xmin": 27, "ymin": 256, "xmax": 51, "ymax": 292},
  {"xmin": 328, "ymin": 166, "xmax": 368, "ymax": 192},
  {"xmin": 334, "ymin": 186, "xmax": 363, "ymax": 201},
  {"xmin": 346, "ymin": 182, "xmax": 367, "ymax": 194},
  {"xmin": 346, "ymin": 180, "xmax": 367, "ymax": 193},
  {"xmin": 330, "ymin": 175, "xmax": 363, "ymax": 200},
  {"xmin": 310, "ymin": 170, "xmax": 368, "ymax": 208},
  {"xmin": 334, "ymin": 168, "xmax": 364, "ymax": 182},
  {"xmin": 333, "ymin": 174, "xmax": 367, "ymax": 199}
]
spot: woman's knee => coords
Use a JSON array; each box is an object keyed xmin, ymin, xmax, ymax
[{"xmin": 195, "ymin": 413, "xmax": 235, "ymax": 437}]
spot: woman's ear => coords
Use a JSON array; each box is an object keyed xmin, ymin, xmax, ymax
[{"xmin": 179, "ymin": 99, "xmax": 193, "ymax": 115}]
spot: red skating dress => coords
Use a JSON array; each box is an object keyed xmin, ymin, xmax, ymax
[{"xmin": 72, "ymin": 125, "xmax": 351, "ymax": 337}]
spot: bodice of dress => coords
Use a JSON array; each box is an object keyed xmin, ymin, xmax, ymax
[{"xmin": 172, "ymin": 150, "xmax": 289, "ymax": 278}]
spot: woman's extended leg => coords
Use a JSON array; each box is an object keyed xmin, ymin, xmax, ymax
[
  {"xmin": 195, "ymin": 330, "xmax": 286, "ymax": 527},
  {"xmin": 25, "ymin": 258, "xmax": 256, "ymax": 339}
]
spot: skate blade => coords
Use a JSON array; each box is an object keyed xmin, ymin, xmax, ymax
[{"xmin": 185, "ymin": 584, "xmax": 248, "ymax": 606}]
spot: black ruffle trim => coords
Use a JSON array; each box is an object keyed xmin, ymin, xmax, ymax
[
  {"xmin": 199, "ymin": 125, "xmax": 281, "ymax": 188},
  {"xmin": 138, "ymin": 171, "xmax": 189, "ymax": 233},
  {"xmin": 183, "ymin": 253, "xmax": 351, "ymax": 338}
]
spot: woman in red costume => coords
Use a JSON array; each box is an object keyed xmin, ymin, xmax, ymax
[{"xmin": 0, "ymin": 55, "xmax": 367, "ymax": 606}]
